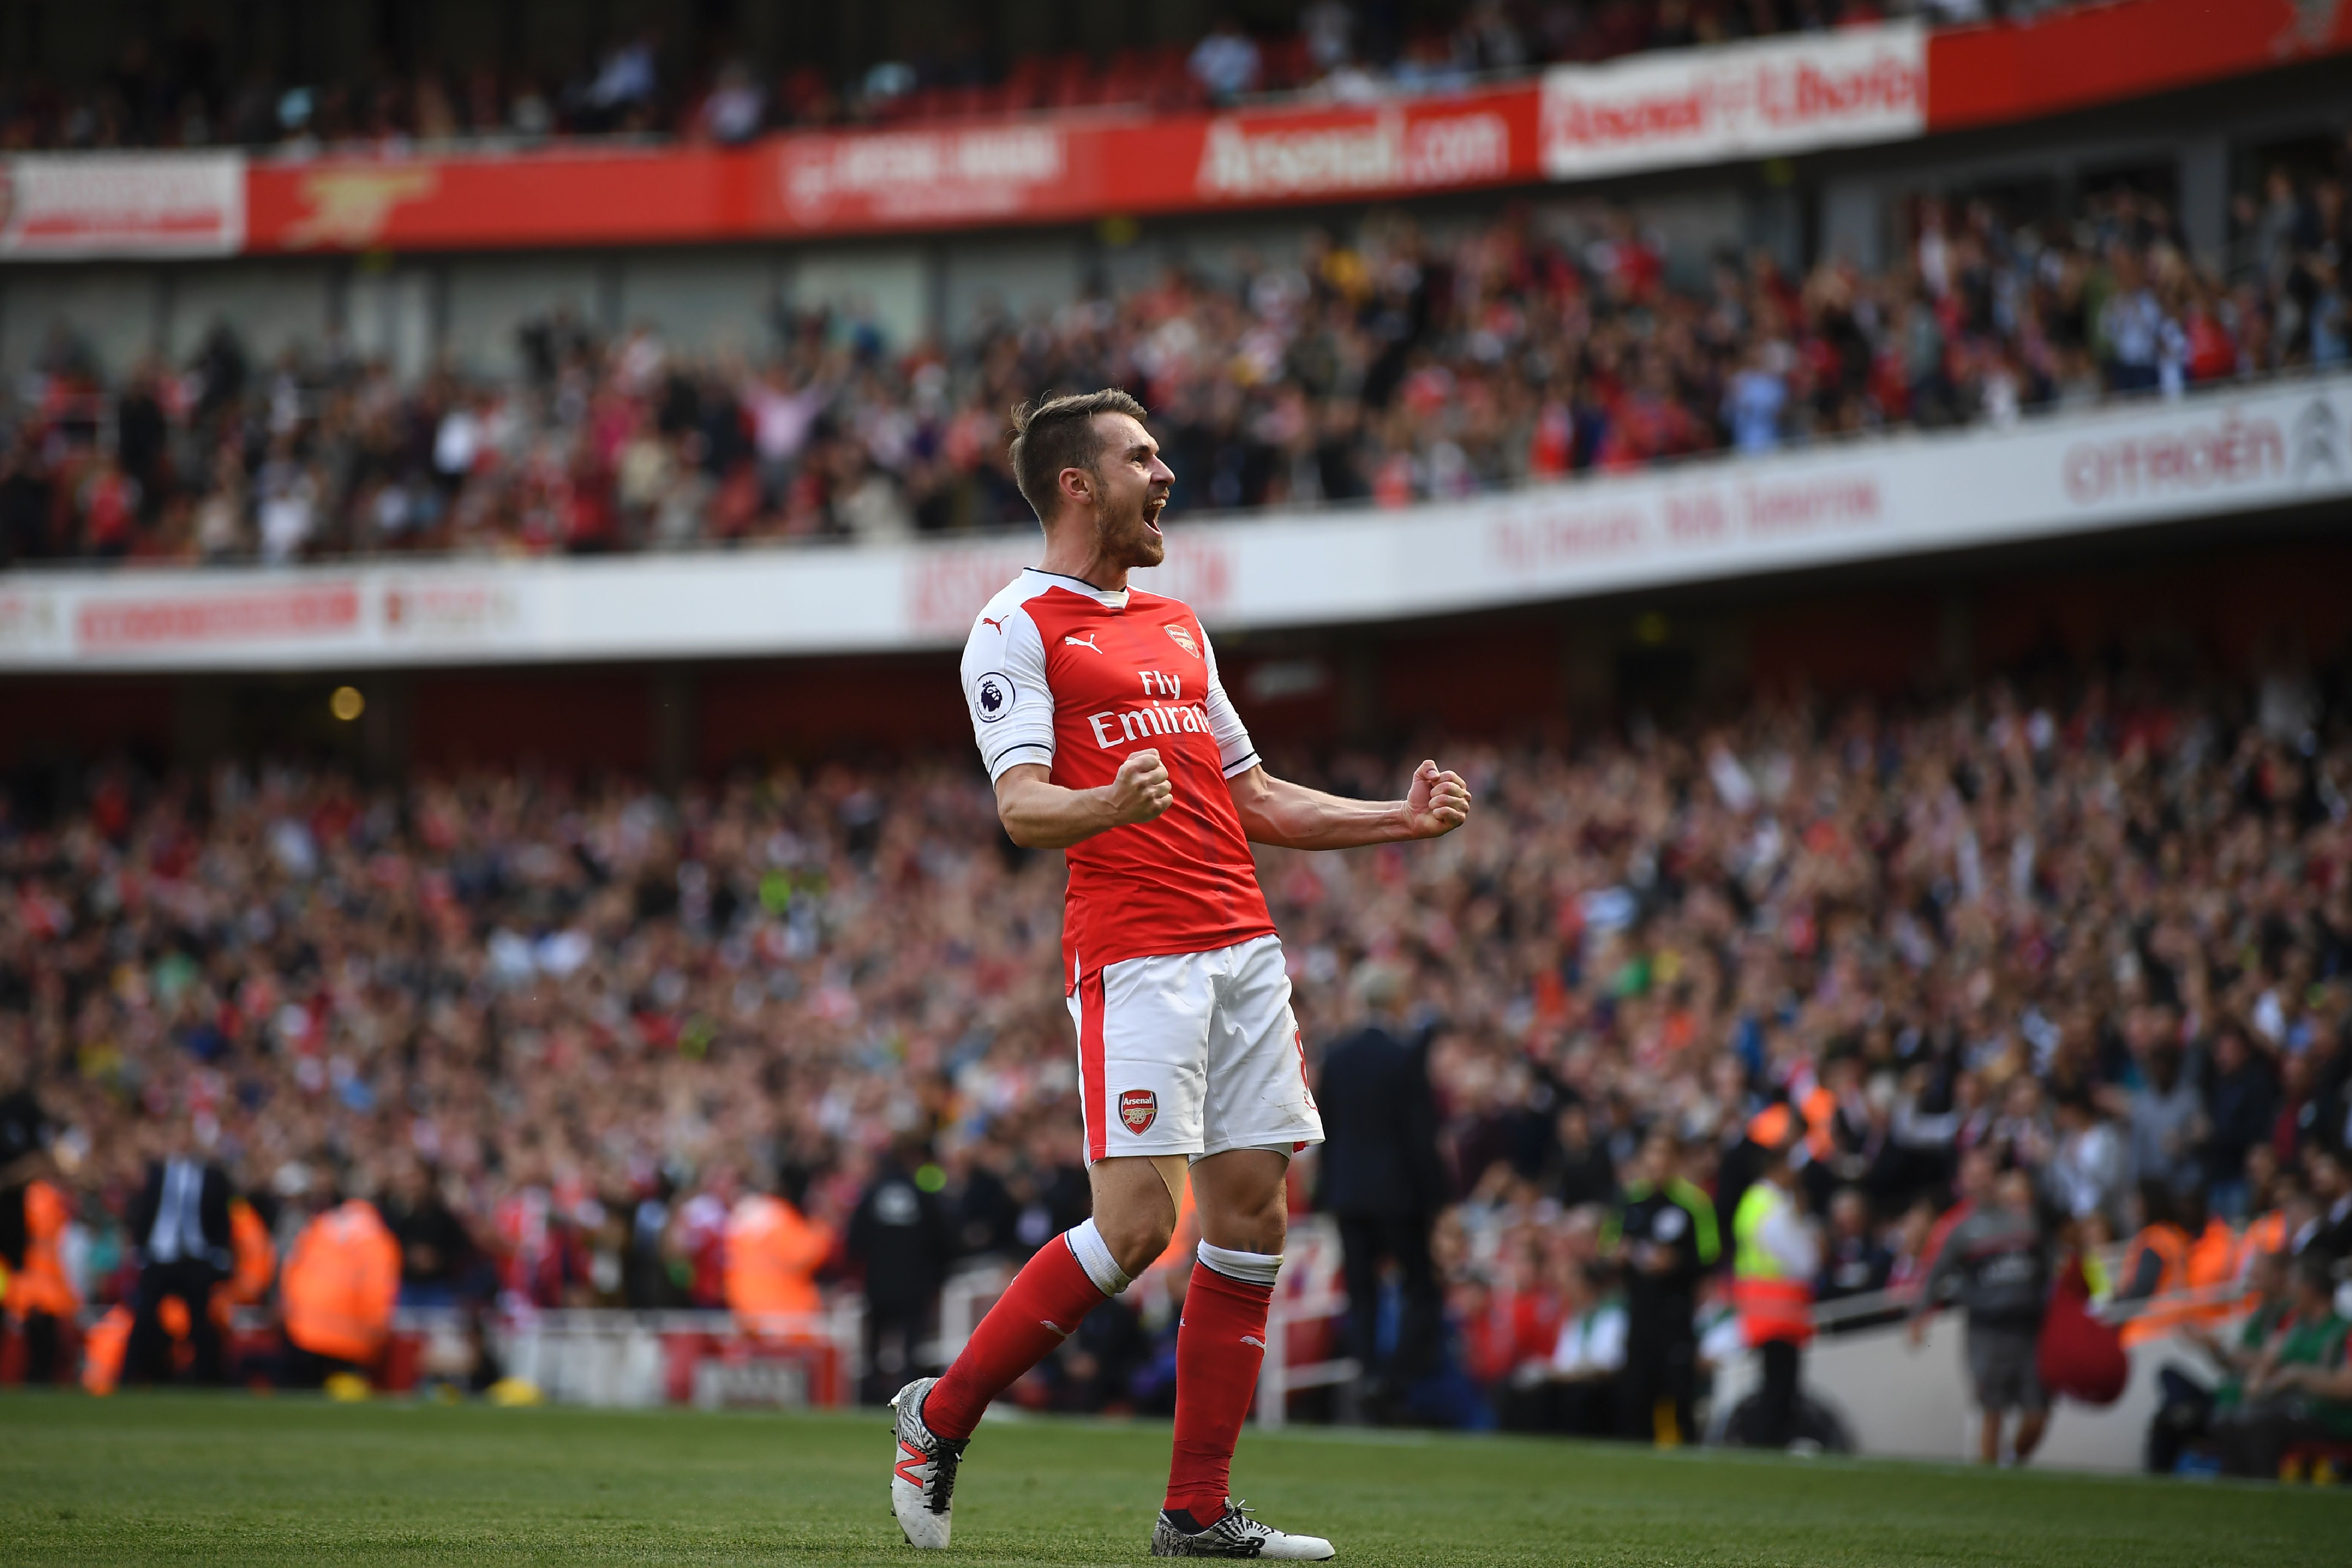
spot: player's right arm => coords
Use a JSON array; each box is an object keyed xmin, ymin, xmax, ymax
[
  {"xmin": 962, "ymin": 599, "xmax": 1171, "ymax": 850},
  {"xmin": 994, "ymin": 754, "xmax": 1173, "ymax": 850}
]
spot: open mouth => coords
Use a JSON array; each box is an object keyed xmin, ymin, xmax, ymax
[{"xmin": 1144, "ymin": 496, "xmax": 1167, "ymax": 535}]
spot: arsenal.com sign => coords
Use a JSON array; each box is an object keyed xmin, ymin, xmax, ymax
[{"xmin": 1541, "ymin": 24, "xmax": 1925, "ymax": 180}]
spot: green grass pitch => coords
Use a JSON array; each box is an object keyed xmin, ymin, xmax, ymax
[{"xmin": 3, "ymin": 1393, "xmax": 2346, "ymax": 1566}]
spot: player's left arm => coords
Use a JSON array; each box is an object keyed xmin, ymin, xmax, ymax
[
  {"xmin": 1194, "ymin": 621, "xmax": 1469, "ymax": 851},
  {"xmin": 1226, "ymin": 760, "xmax": 1470, "ymax": 850}
]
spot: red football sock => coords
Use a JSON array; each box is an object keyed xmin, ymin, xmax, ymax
[
  {"xmin": 923, "ymin": 1233, "xmax": 1106, "ymax": 1441},
  {"xmin": 1164, "ymin": 1260, "xmax": 1275, "ymax": 1523}
]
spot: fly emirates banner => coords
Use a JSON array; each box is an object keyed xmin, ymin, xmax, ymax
[{"xmin": 3, "ymin": 372, "xmax": 2347, "ymax": 672}]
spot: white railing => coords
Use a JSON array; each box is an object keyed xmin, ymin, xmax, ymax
[
  {"xmin": 1255, "ymin": 1214, "xmax": 1356, "ymax": 1429},
  {"xmin": 367, "ymin": 1301, "xmax": 866, "ymax": 1409}
]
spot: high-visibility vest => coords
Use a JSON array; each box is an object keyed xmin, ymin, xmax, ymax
[
  {"xmin": 82, "ymin": 1304, "xmax": 132, "ymax": 1395},
  {"xmin": 2118, "ymin": 1222, "xmax": 2191, "ymax": 1346},
  {"xmin": 2238, "ymin": 1211, "xmax": 2287, "ymax": 1279},
  {"xmin": 1800, "ymin": 1086, "xmax": 1838, "ymax": 1162},
  {"xmin": 1732, "ymin": 1182, "xmax": 1813, "ymax": 1349},
  {"xmin": 3, "ymin": 1179, "xmax": 77, "ymax": 1318},
  {"xmin": 724, "ymin": 1194, "xmax": 833, "ymax": 1324},
  {"xmin": 2182, "ymin": 1220, "xmax": 2238, "ymax": 1327},
  {"xmin": 210, "ymin": 1197, "xmax": 279, "ymax": 1327},
  {"xmin": 282, "ymin": 1202, "xmax": 401, "ymax": 1364},
  {"xmin": 224, "ymin": 1198, "xmax": 278, "ymax": 1304}
]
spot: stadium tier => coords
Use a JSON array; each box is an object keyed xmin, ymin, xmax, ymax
[
  {"xmin": 0, "ymin": 165, "xmax": 2347, "ymax": 571},
  {"xmin": 5, "ymin": 0, "xmax": 2352, "ymax": 1513}
]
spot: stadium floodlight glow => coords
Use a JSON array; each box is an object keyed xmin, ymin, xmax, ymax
[{"xmin": 330, "ymin": 686, "xmax": 366, "ymax": 722}]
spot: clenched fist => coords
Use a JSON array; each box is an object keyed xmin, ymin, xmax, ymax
[
  {"xmin": 1106, "ymin": 749, "xmax": 1175, "ymax": 826},
  {"xmin": 1401, "ymin": 759, "xmax": 1471, "ymax": 839}
]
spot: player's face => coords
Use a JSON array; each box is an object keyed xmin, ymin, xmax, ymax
[{"xmin": 1089, "ymin": 413, "xmax": 1174, "ymax": 569}]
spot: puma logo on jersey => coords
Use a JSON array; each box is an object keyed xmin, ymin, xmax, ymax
[
  {"xmin": 1065, "ymin": 634, "xmax": 1103, "ymax": 653},
  {"xmin": 981, "ymin": 615, "xmax": 1008, "ymax": 633}
]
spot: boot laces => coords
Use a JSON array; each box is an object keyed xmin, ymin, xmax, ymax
[{"xmin": 926, "ymin": 1437, "xmax": 967, "ymax": 1514}]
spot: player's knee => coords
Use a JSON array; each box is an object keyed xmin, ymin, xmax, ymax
[
  {"xmin": 1241, "ymin": 1192, "xmax": 1288, "ymax": 1256},
  {"xmin": 1098, "ymin": 1209, "xmax": 1174, "ymax": 1279},
  {"xmin": 1200, "ymin": 1183, "xmax": 1288, "ymax": 1256}
]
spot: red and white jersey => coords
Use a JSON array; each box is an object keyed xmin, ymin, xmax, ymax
[{"xmin": 961, "ymin": 568, "xmax": 1274, "ymax": 980}]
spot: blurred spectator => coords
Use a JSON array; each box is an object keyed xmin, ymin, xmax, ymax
[
  {"xmin": 381, "ymin": 1160, "xmax": 479, "ymax": 1309},
  {"xmin": 2130, "ymin": 1047, "xmax": 2208, "ymax": 1195},
  {"xmin": 1, "ymin": 1093, "xmax": 76, "ymax": 1384},
  {"xmin": 2151, "ymin": 1246, "xmax": 2294, "ymax": 1474},
  {"xmin": 724, "ymin": 1167, "xmax": 834, "ymax": 1327},
  {"xmin": 1542, "ymin": 1254, "xmax": 1626, "ymax": 1437},
  {"xmin": 1315, "ymin": 961, "xmax": 1448, "ymax": 1420},
  {"xmin": 1730, "ymin": 1135, "xmax": 1819, "ymax": 1448},
  {"xmin": 123, "ymin": 1127, "xmax": 233, "ymax": 1386},
  {"xmin": 2204, "ymin": 1027, "xmax": 2277, "ymax": 1220},
  {"xmin": 1814, "ymin": 1187, "xmax": 1893, "ymax": 1310},
  {"xmin": 1606, "ymin": 1130, "xmax": 1718, "ymax": 1444},
  {"xmin": 2116, "ymin": 1179, "xmax": 2192, "ymax": 1346},
  {"xmin": 2303, "ymin": 1148, "xmax": 2352, "ymax": 1264},
  {"xmin": 1911, "ymin": 1168, "xmax": 2052, "ymax": 1465},
  {"xmin": 280, "ymin": 1187, "xmax": 401, "ymax": 1387},
  {"xmin": 1189, "ymin": 18, "xmax": 1265, "ymax": 103},
  {"xmin": 2214, "ymin": 1254, "xmax": 2352, "ymax": 1477},
  {"xmin": 846, "ymin": 1138, "xmax": 956, "ymax": 1403}
]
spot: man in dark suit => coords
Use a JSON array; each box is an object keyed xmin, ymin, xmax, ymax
[
  {"xmin": 1314, "ymin": 964, "xmax": 1447, "ymax": 1419},
  {"xmin": 123, "ymin": 1123, "xmax": 235, "ymax": 1385},
  {"xmin": 848, "ymin": 1139, "xmax": 958, "ymax": 1404}
]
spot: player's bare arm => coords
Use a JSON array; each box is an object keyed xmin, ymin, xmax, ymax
[
  {"xmin": 1226, "ymin": 758, "xmax": 1471, "ymax": 850},
  {"xmin": 992, "ymin": 751, "xmax": 1171, "ymax": 849}
]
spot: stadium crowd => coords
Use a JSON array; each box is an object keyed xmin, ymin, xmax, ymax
[
  {"xmin": 4, "ymin": 1, "xmax": 2054, "ymax": 153},
  {"xmin": 4, "ymin": 647, "xmax": 2351, "ymax": 1468},
  {"xmin": 6, "ymin": 157, "xmax": 2347, "ymax": 568}
]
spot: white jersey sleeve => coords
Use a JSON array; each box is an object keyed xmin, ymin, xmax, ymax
[
  {"xmin": 1198, "ymin": 626, "xmax": 1260, "ymax": 779},
  {"xmin": 962, "ymin": 600, "xmax": 1055, "ymax": 781}
]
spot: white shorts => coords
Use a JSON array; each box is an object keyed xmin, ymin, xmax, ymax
[{"xmin": 1067, "ymin": 934, "xmax": 1325, "ymax": 1165}]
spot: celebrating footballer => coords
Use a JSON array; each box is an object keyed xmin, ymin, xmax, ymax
[{"xmin": 888, "ymin": 389, "xmax": 1472, "ymax": 1559}]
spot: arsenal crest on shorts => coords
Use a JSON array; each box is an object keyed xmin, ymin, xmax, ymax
[{"xmin": 1118, "ymin": 1088, "xmax": 1158, "ymax": 1134}]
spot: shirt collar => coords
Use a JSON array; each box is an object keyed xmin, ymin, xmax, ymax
[{"xmin": 1025, "ymin": 567, "xmax": 1127, "ymax": 610}]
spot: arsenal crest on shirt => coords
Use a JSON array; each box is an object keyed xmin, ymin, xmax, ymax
[
  {"xmin": 1118, "ymin": 1088, "xmax": 1158, "ymax": 1133},
  {"xmin": 1165, "ymin": 623, "xmax": 1200, "ymax": 658}
]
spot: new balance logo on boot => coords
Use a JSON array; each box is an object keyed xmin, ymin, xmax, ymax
[{"xmin": 888, "ymin": 1377, "xmax": 968, "ymax": 1549}]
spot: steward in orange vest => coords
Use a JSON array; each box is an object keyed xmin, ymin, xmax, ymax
[
  {"xmin": 2180, "ymin": 1195, "xmax": 2241, "ymax": 1329},
  {"xmin": 281, "ymin": 1197, "xmax": 401, "ymax": 1381},
  {"xmin": 724, "ymin": 1186, "xmax": 835, "ymax": 1331},
  {"xmin": 2117, "ymin": 1180, "xmax": 2191, "ymax": 1347},
  {"xmin": 1731, "ymin": 1136, "xmax": 1819, "ymax": 1448},
  {"xmin": 221, "ymin": 1196, "xmax": 278, "ymax": 1308},
  {"xmin": 4, "ymin": 1175, "xmax": 79, "ymax": 1384}
]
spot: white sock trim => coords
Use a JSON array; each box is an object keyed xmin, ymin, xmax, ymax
[
  {"xmin": 1064, "ymin": 1218, "xmax": 1131, "ymax": 1296},
  {"xmin": 1195, "ymin": 1240, "xmax": 1283, "ymax": 1287}
]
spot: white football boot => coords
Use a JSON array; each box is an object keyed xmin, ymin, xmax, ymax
[
  {"xmin": 887, "ymin": 1377, "xmax": 968, "ymax": 1549},
  {"xmin": 1151, "ymin": 1499, "xmax": 1335, "ymax": 1559}
]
